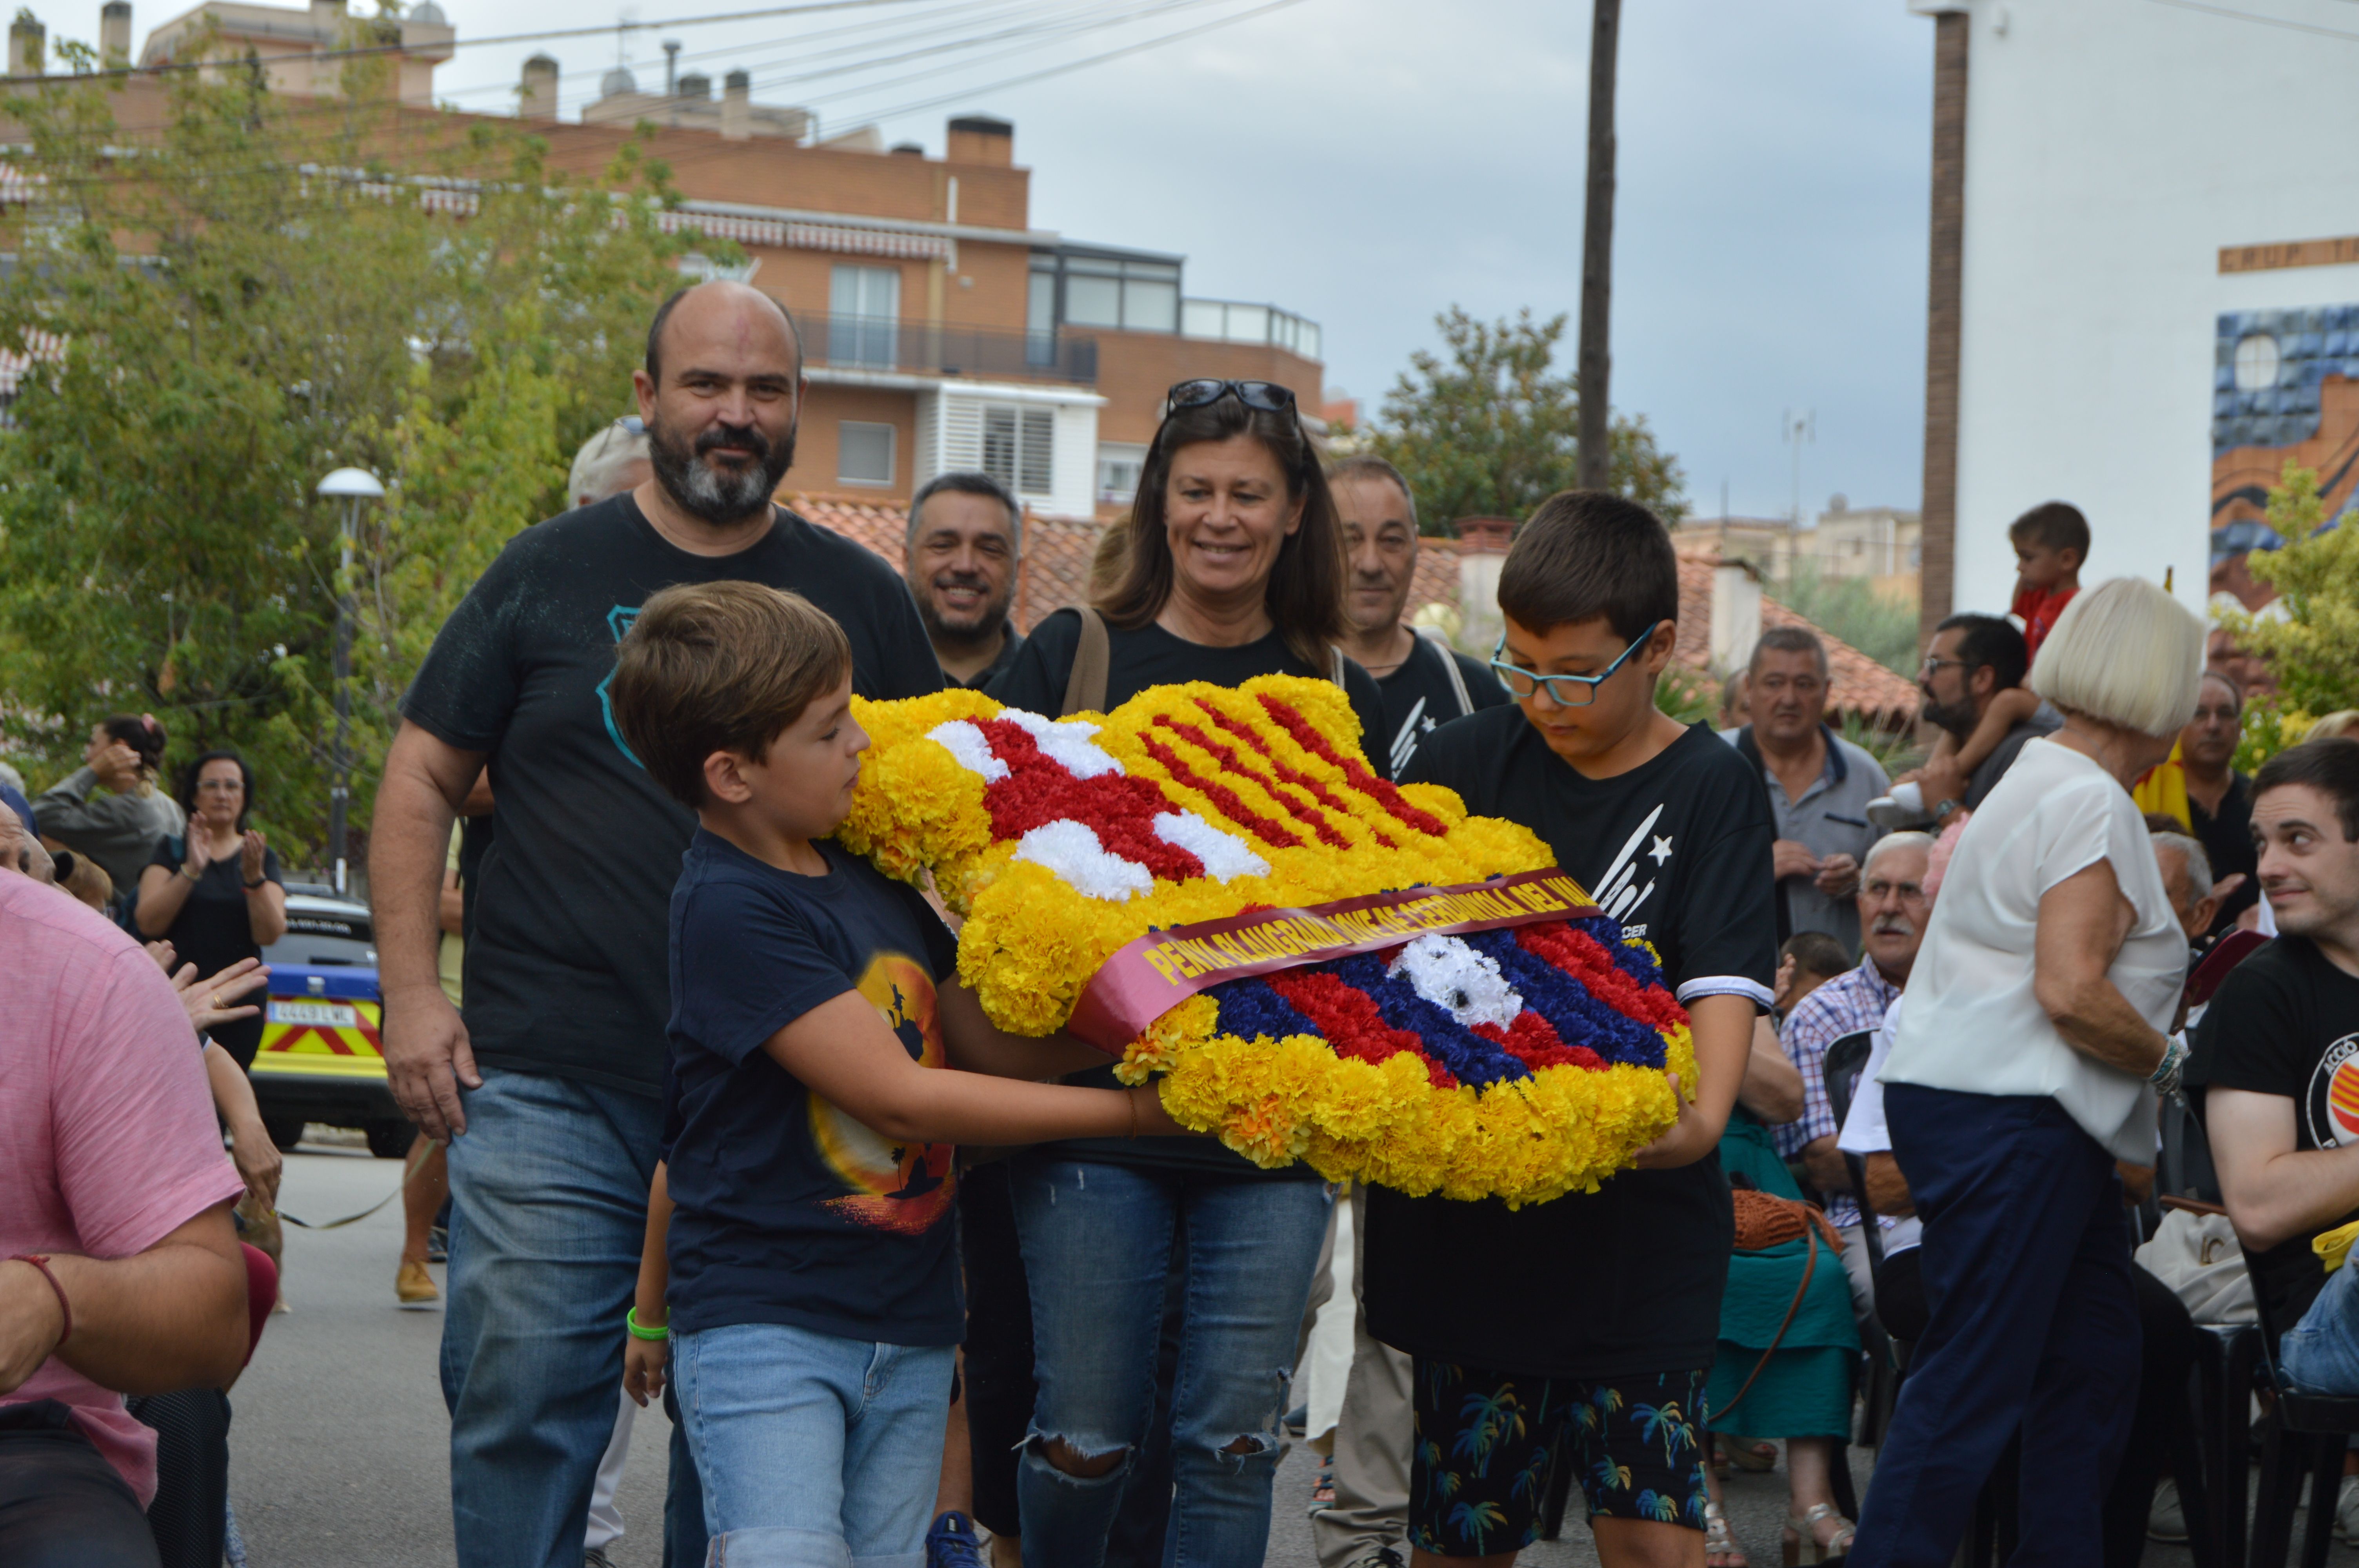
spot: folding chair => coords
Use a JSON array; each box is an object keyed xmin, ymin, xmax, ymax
[{"xmin": 2241, "ymin": 1255, "xmax": 2359, "ymax": 1566}]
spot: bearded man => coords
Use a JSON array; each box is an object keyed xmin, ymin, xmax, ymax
[
  {"xmin": 367, "ymin": 280, "xmax": 943, "ymax": 1568},
  {"xmin": 1776, "ymin": 830, "xmax": 1936, "ymax": 1321}
]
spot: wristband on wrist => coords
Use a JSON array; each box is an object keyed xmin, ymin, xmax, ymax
[
  {"xmin": 243, "ymin": 876, "xmax": 266, "ymax": 889},
  {"xmin": 181, "ymin": 863, "xmax": 203, "ymax": 882},
  {"xmin": 626, "ymin": 1306, "xmax": 669, "ymax": 1341},
  {"xmin": 9, "ymin": 1254, "xmax": 71, "ymax": 1347}
]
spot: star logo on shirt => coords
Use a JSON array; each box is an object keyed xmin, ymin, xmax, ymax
[
  {"xmin": 1648, "ymin": 834, "xmax": 1675, "ymax": 866},
  {"xmin": 1419, "ymin": 715, "xmax": 1437, "ymax": 733}
]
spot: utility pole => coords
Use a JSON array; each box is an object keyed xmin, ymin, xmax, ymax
[
  {"xmin": 1576, "ymin": 0, "xmax": 1620, "ymax": 493},
  {"xmin": 1783, "ymin": 408, "xmax": 1815, "ymax": 529}
]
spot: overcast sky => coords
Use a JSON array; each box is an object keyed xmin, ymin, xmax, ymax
[{"xmin": 76, "ymin": 0, "xmax": 1936, "ymax": 521}]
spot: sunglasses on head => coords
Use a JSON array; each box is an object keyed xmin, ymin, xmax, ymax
[{"xmin": 1165, "ymin": 379, "xmax": 1296, "ymax": 415}]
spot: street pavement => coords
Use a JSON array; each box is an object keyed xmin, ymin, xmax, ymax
[{"xmin": 231, "ymin": 1139, "xmax": 2246, "ymax": 1567}]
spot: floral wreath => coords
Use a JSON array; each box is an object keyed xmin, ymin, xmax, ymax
[{"xmin": 838, "ymin": 675, "xmax": 1694, "ymax": 1206}]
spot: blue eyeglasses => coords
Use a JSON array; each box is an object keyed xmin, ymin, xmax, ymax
[{"xmin": 1488, "ymin": 622, "xmax": 1662, "ymax": 708}]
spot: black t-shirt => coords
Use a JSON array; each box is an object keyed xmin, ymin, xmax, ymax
[
  {"xmin": 951, "ymin": 624, "xmax": 1025, "ymax": 691},
  {"xmin": 2187, "ymin": 936, "xmax": 2359, "ymax": 1333},
  {"xmin": 148, "ymin": 835, "xmax": 284, "ymax": 1061},
  {"xmin": 2191, "ymin": 772, "xmax": 2261, "ymax": 935},
  {"xmin": 663, "ymin": 831, "xmax": 964, "ymax": 1345},
  {"xmin": 987, "ymin": 606, "xmax": 1390, "ymax": 1181},
  {"xmin": 1361, "ymin": 711, "xmax": 1778, "ymax": 1378},
  {"xmin": 1374, "ymin": 633, "xmax": 1510, "ymax": 779},
  {"xmin": 400, "ymin": 496, "xmax": 946, "ymax": 1096}
]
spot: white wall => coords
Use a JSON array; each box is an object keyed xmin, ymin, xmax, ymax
[{"xmin": 1945, "ymin": 0, "xmax": 2359, "ymax": 617}]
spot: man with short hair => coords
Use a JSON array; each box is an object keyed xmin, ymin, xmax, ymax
[
  {"xmin": 1732, "ymin": 627, "xmax": 1890, "ymax": 950},
  {"xmin": 0, "ymin": 842, "xmax": 252, "ymax": 1567},
  {"xmin": 1912, "ymin": 611, "xmax": 2060, "ymax": 824},
  {"xmin": 370, "ymin": 279, "xmax": 945, "ymax": 1568},
  {"xmin": 1329, "ymin": 456, "xmax": 1507, "ymax": 778},
  {"xmin": 2195, "ymin": 741, "xmax": 2359, "ymax": 1399},
  {"xmin": 906, "ymin": 471, "xmax": 1024, "ymax": 688},
  {"xmin": 2183, "ymin": 670, "xmax": 2260, "ymax": 934},
  {"xmin": 1777, "ymin": 830, "xmax": 1935, "ymax": 1319},
  {"xmin": 2152, "ymin": 831, "xmax": 2225, "ymax": 949}
]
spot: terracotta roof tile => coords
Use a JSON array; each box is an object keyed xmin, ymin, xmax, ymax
[
  {"xmin": 786, "ymin": 493, "xmax": 1106, "ymax": 633},
  {"xmin": 1675, "ymin": 548, "xmax": 1921, "ymax": 725}
]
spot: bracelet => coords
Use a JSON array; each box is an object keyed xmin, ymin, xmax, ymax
[
  {"xmin": 8, "ymin": 1254, "xmax": 71, "ymax": 1347},
  {"xmin": 626, "ymin": 1306, "xmax": 669, "ymax": 1342},
  {"xmin": 2149, "ymin": 1034, "xmax": 2191, "ymax": 1095},
  {"xmin": 181, "ymin": 863, "xmax": 203, "ymax": 882},
  {"xmin": 243, "ymin": 876, "xmax": 266, "ymax": 889}
]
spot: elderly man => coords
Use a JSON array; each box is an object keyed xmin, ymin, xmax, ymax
[
  {"xmin": 1776, "ymin": 830, "xmax": 1935, "ymax": 1319},
  {"xmin": 1912, "ymin": 612, "xmax": 2059, "ymax": 827},
  {"xmin": 370, "ymin": 279, "xmax": 945, "ymax": 1568},
  {"xmin": 1, "ymin": 818, "xmax": 252, "ymax": 1568},
  {"xmin": 2183, "ymin": 670, "xmax": 2260, "ymax": 933},
  {"xmin": 906, "ymin": 470, "xmax": 1025, "ymax": 688},
  {"xmin": 2153, "ymin": 830, "xmax": 2225, "ymax": 952},
  {"xmin": 1329, "ymin": 456, "xmax": 1506, "ymax": 777},
  {"xmin": 1730, "ymin": 626, "xmax": 1890, "ymax": 950}
]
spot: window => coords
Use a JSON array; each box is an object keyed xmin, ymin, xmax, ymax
[
  {"xmin": 1027, "ymin": 265, "xmax": 1058, "ymax": 367},
  {"xmin": 1097, "ymin": 443, "xmax": 1147, "ymax": 506},
  {"xmin": 829, "ymin": 264, "xmax": 900, "ymax": 368},
  {"xmin": 1032, "ymin": 252, "xmax": 1183, "ymax": 335},
  {"xmin": 983, "ymin": 405, "xmax": 1055, "ymax": 496},
  {"xmin": 1065, "ymin": 267, "xmax": 1122, "ymax": 329},
  {"xmin": 838, "ymin": 421, "xmax": 895, "ymax": 487},
  {"xmin": 2233, "ymin": 332, "xmax": 2282, "ymax": 392}
]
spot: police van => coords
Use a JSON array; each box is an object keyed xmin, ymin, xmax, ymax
[{"xmin": 252, "ymin": 884, "xmax": 410, "ymax": 1158}]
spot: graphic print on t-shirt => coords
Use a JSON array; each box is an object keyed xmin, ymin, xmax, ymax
[
  {"xmin": 596, "ymin": 604, "xmax": 645, "ymax": 766},
  {"xmin": 1389, "ymin": 695, "xmax": 1434, "ymax": 778},
  {"xmin": 812, "ymin": 949, "xmax": 956, "ymax": 1236},
  {"xmin": 1588, "ymin": 803, "xmax": 1671, "ymax": 934},
  {"xmin": 2305, "ymin": 1033, "xmax": 2359, "ymax": 1149}
]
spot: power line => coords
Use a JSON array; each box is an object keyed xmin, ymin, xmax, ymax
[{"xmin": 2139, "ymin": 0, "xmax": 2359, "ymax": 42}]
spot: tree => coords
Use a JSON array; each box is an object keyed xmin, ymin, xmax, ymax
[
  {"xmin": 0, "ymin": 50, "xmax": 700, "ymax": 862},
  {"xmin": 2221, "ymin": 463, "xmax": 2357, "ymax": 762},
  {"xmin": 1365, "ymin": 307, "xmax": 1686, "ymax": 533}
]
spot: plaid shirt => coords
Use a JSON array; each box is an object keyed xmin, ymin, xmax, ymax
[{"xmin": 1775, "ymin": 954, "xmax": 1903, "ymax": 1230}]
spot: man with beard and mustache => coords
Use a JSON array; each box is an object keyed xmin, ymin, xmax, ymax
[
  {"xmin": 1910, "ymin": 611, "xmax": 2059, "ymax": 828},
  {"xmin": 1775, "ymin": 829, "xmax": 1935, "ymax": 1322},
  {"xmin": 368, "ymin": 279, "xmax": 944, "ymax": 1568},
  {"xmin": 905, "ymin": 471, "xmax": 1025, "ymax": 688}
]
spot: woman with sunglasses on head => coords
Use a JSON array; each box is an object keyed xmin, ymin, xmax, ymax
[
  {"xmin": 136, "ymin": 750, "xmax": 287, "ymax": 1071},
  {"xmin": 984, "ymin": 379, "xmax": 1387, "ymax": 1568}
]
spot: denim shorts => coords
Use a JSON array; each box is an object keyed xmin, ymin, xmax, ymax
[
  {"xmin": 2281, "ymin": 1256, "xmax": 2359, "ymax": 1397},
  {"xmin": 672, "ymin": 1321, "xmax": 956, "ymax": 1568}
]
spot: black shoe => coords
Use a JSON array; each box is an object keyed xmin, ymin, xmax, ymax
[{"xmin": 427, "ymin": 1225, "xmax": 448, "ymax": 1264}]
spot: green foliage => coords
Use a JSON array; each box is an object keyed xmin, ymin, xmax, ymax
[
  {"xmin": 0, "ymin": 62, "xmax": 700, "ymax": 861},
  {"xmin": 2233, "ymin": 693, "xmax": 2313, "ymax": 775},
  {"xmin": 2220, "ymin": 463, "xmax": 2359, "ymax": 724},
  {"xmin": 1365, "ymin": 307, "xmax": 1687, "ymax": 533},
  {"xmin": 1840, "ymin": 711, "xmax": 1924, "ymax": 778},
  {"xmin": 1774, "ymin": 561, "xmax": 1919, "ymax": 677},
  {"xmin": 1654, "ymin": 665, "xmax": 1717, "ymax": 726}
]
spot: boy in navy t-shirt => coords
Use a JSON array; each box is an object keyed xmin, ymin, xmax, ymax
[{"xmin": 603, "ymin": 581, "xmax": 1186, "ymax": 1566}]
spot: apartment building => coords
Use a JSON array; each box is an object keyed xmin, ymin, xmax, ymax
[{"xmin": 75, "ymin": 0, "xmax": 1327, "ymax": 522}]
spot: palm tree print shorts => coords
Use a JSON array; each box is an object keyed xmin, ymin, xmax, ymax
[{"xmin": 1407, "ymin": 1360, "xmax": 1707, "ymax": 1555}]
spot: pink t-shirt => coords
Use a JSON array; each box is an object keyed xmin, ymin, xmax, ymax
[{"xmin": 0, "ymin": 873, "xmax": 246, "ymax": 1505}]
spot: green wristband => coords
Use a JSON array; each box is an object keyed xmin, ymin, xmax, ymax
[{"xmin": 626, "ymin": 1306, "xmax": 669, "ymax": 1342}]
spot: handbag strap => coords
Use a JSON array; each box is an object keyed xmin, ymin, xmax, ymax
[
  {"xmin": 1706, "ymin": 1224, "xmax": 1817, "ymax": 1426},
  {"xmin": 1062, "ymin": 606, "xmax": 1112, "ymax": 717}
]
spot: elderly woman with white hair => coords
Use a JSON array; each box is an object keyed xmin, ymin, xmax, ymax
[{"xmin": 1847, "ymin": 577, "xmax": 2206, "ymax": 1568}]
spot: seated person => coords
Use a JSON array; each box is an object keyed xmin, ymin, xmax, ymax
[
  {"xmin": 0, "ymin": 808, "xmax": 252, "ymax": 1568},
  {"xmin": 2196, "ymin": 740, "xmax": 2359, "ymax": 1394}
]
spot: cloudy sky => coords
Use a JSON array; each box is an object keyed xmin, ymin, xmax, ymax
[{"xmin": 77, "ymin": 0, "xmax": 1937, "ymax": 521}]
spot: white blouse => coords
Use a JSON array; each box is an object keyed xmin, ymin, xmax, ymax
[{"xmin": 1881, "ymin": 738, "xmax": 2182, "ymax": 1162}]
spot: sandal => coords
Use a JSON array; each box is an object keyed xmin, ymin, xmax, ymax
[
  {"xmin": 1718, "ymin": 1432, "xmax": 1778, "ymax": 1472},
  {"xmin": 1783, "ymin": 1503, "xmax": 1856, "ymax": 1565},
  {"xmin": 1705, "ymin": 1500, "xmax": 1748, "ymax": 1567}
]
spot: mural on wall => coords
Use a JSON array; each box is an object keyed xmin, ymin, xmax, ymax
[{"xmin": 2212, "ymin": 306, "xmax": 2359, "ymax": 608}]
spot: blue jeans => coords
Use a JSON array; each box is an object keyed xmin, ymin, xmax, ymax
[
  {"xmin": 441, "ymin": 1069, "xmax": 665, "ymax": 1568},
  {"xmin": 672, "ymin": 1321, "xmax": 955, "ymax": 1568},
  {"xmin": 1849, "ymin": 1086, "xmax": 2140, "ymax": 1568},
  {"xmin": 2281, "ymin": 1254, "xmax": 2359, "ymax": 1395},
  {"xmin": 1010, "ymin": 1156, "xmax": 1331, "ymax": 1568}
]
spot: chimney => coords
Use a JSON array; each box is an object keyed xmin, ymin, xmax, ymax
[
  {"xmin": 662, "ymin": 39, "xmax": 679, "ymax": 94},
  {"xmin": 677, "ymin": 71, "xmax": 710, "ymax": 100},
  {"xmin": 719, "ymin": 69, "xmax": 749, "ymax": 140},
  {"xmin": 519, "ymin": 53, "xmax": 558, "ymax": 121},
  {"xmin": 100, "ymin": 2, "xmax": 129, "ymax": 65},
  {"xmin": 945, "ymin": 114, "xmax": 1012, "ymax": 167},
  {"xmin": 1708, "ymin": 558, "xmax": 1763, "ymax": 675},
  {"xmin": 8, "ymin": 12, "xmax": 44, "ymax": 77},
  {"xmin": 1451, "ymin": 517, "xmax": 1514, "ymax": 653}
]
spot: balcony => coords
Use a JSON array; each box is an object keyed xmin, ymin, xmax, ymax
[
  {"xmin": 796, "ymin": 313, "xmax": 1097, "ymax": 385},
  {"xmin": 1180, "ymin": 298, "xmax": 1322, "ymax": 361}
]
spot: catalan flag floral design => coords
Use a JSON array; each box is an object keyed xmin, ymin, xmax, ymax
[{"xmin": 836, "ymin": 675, "xmax": 1694, "ymax": 1206}]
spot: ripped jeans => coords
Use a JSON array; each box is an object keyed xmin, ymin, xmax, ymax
[{"xmin": 1010, "ymin": 1155, "xmax": 1331, "ymax": 1568}]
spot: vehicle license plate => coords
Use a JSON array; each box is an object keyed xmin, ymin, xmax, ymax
[{"xmin": 270, "ymin": 1001, "xmax": 359, "ymax": 1028}]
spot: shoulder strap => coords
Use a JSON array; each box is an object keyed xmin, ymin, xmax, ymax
[
  {"xmin": 1329, "ymin": 644, "xmax": 1347, "ymax": 689},
  {"xmin": 1061, "ymin": 607, "xmax": 1111, "ymax": 717},
  {"xmin": 1420, "ymin": 628, "xmax": 1477, "ymax": 717}
]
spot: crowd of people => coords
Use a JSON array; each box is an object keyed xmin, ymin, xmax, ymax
[{"xmin": 9, "ymin": 273, "xmax": 2359, "ymax": 1568}]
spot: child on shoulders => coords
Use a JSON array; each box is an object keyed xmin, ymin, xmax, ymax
[
  {"xmin": 605, "ymin": 581, "xmax": 1188, "ymax": 1568},
  {"xmin": 1922, "ymin": 501, "xmax": 2088, "ymax": 789}
]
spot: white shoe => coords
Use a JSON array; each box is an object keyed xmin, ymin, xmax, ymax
[
  {"xmin": 2337, "ymin": 1473, "xmax": 2359, "ymax": 1542},
  {"xmin": 1866, "ymin": 781, "xmax": 1933, "ymax": 830},
  {"xmin": 2148, "ymin": 1475, "xmax": 2187, "ymax": 1543}
]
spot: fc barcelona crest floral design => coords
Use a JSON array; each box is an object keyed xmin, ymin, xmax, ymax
[{"xmin": 837, "ymin": 675, "xmax": 1694, "ymax": 1206}]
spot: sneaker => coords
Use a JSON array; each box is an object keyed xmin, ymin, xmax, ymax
[
  {"xmin": 1351, "ymin": 1552, "xmax": 1407, "ymax": 1568},
  {"xmin": 926, "ymin": 1510, "xmax": 986, "ymax": 1568},
  {"xmin": 1285, "ymin": 1403, "xmax": 1309, "ymax": 1435},
  {"xmin": 1866, "ymin": 783, "xmax": 1932, "ymax": 830},
  {"xmin": 2338, "ymin": 1474, "xmax": 2359, "ymax": 1543},
  {"xmin": 2148, "ymin": 1476, "xmax": 2187, "ymax": 1543},
  {"xmin": 396, "ymin": 1258, "xmax": 439, "ymax": 1306},
  {"xmin": 428, "ymin": 1224, "xmax": 449, "ymax": 1264}
]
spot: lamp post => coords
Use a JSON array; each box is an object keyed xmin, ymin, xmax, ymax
[{"xmin": 316, "ymin": 466, "xmax": 384, "ymax": 895}]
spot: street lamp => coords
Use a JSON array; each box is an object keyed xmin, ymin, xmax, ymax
[{"xmin": 316, "ymin": 466, "xmax": 384, "ymax": 895}]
